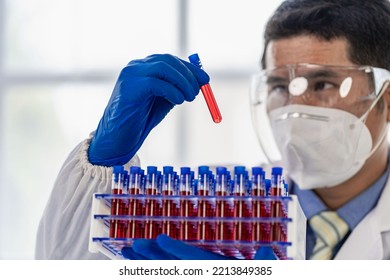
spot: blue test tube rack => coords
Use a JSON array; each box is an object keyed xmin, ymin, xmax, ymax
[{"xmin": 89, "ymin": 165, "xmax": 306, "ymax": 260}]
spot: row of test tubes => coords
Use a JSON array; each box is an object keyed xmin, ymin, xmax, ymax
[{"xmin": 107, "ymin": 165, "xmax": 289, "ymax": 247}]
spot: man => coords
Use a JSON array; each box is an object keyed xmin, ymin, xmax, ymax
[{"xmin": 35, "ymin": 0, "xmax": 390, "ymax": 259}]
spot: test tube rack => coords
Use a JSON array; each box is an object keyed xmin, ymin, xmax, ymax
[{"xmin": 89, "ymin": 165, "xmax": 306, "ymax": 260}]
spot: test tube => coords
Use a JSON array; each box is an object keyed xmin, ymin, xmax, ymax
[
  {"xmin": 109, "ymin": 165, "xmax": 124, "ymax": 238},
  {"xmin": 179, "ymin": 167, "xmax": 197, "ymax": 240},
  {"xmin": 118, "ymin": 170, "xmax": 129, "ymax": 238},
  {"xmin": 251, "ymin": 167, "xmax": 265, "ymax": 243},
  {"xmin": 215, "ymin": 167, "xmax": 233, "ymax": 241},
  {"xmin": 197, "ymin": 166, "xmax": 215, "ymax": 241},
  {"xmin": 161, "ymin": 166, "xmax": 179, "ymax": 238},
  {"xmin": 233, "ymin": 166, "xmax": 252, "ymax": 242},
  {"xmin": 126, "ymin": 166, "xmax": 144, "ymax": 239},
  {"xmin": 144, "ymin": 166, "xmax": 160, "ymax": 239},
  {"xmin": 188, "ymin": 53, "xmax": 222, "ymax": 123},
  {"xmin": 270, "ymin": 167, "xmax": 284, "ymax": 242},
  {"xmin": 279, "ymin": 179, "xmax": 289, "ymax": 242}
]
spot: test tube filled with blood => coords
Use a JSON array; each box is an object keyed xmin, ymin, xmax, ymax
[
  {"xmin": 233, "ymin": 166, "xmax": 252, "ymax": 242},
  {"xmin": 179, "ymin": 167, "xmax": 197, "ymax": 240},
  {"xmin": 126, "ymin": 166, "xmax": 144, "ymax": 239},
  {"xmin": 109, "ymin": 165, "xmax": 124, "ymax": 238},
  {"xmin": 118, "ymin": 170, "xmax": 129, "ymax": 238},
  {"xmin": 161, "ymin": 166, "xmax": 178, "ymax": 238},
  {"xmin": 144, "ymin": 166, "xmax": 160, "ymax": 239},
  {"xmin": 251, "ymin": 167, "xmax": 266, "ymax": 242},
  {"xmin": 270, "ymin": 167, "xmax": 284, "ymax": 242},
  {"xmin": 215, "ymin": 167, "xmax": 233, "ymax": 241},
  {"xmin": 188, "ymin": 53, "xmax": 222, "ymax": 124},
  {"xmin": 197, "ymin": 166, "xmax": 215, "ymax": 241}
]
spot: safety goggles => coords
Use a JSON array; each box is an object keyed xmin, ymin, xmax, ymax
[{"xmin": 250, "ymin": 63, "xmax": 390, "ymax": 118}]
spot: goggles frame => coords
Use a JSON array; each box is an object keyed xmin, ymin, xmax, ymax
[{"xmin": 251, "ymin": 63, "xmax": 390, "ymax": 114}]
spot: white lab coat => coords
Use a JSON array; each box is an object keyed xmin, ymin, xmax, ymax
[
  {"xmin": 35, "ymin": 136, "xmax": 140, "ymax": 259},
  {"xmin": 35, "ymin": 136, "xmax": 390, "ymax": 259},
  {"xmin": 334, "ymin": 173, "xmax": 390, "ymax": 259}
]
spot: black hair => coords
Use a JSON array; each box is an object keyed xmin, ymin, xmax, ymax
[{"xmin": 261, "ymin": 0, "xmax": 390, "ymax": 70}]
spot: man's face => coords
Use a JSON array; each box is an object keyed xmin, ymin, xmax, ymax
[{"xmin": 264, "ymin": 34, "xmax": 388, "ymax": 146}]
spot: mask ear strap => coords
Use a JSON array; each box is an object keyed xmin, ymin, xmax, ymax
[
  {"xmin": 365, "ymin": 124, "xmax": 388, "ymax": 161},
  {"xmin": 357, "ymin": 80, "xmax": 390, "ymax": 161},
  {"xmin": 359, "ymin": 80, "xmax": 390, "ymax": 123}
]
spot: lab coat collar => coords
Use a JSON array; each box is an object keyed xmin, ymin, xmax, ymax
[{"xmin": 334, "ymin": 175, "xmax": 390, "ymax": 259}]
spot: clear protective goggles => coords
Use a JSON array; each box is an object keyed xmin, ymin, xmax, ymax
[
  {"xmin": 251, "ymin": 63, "xmax": 390, "ymax": 117},
  {"xmin": 250, "ymin": 63, "xmax": 390, "ymax": 163}
]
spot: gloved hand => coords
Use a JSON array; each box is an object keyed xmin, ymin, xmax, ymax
[
  {"xmin": 121, "ymin": 234, "xmax": 278, "ymax": 260},
  {"xmin": 88, "ymin": 54, "xmax": 210, "ymax": 166}
]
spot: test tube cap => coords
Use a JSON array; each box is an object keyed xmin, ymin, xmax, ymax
[
  {"xmin": 216, "ymin": 166, "xmax": 227, "ymax": 174},
  {"xmin": 130, "ymin": 166, "xmax": 141, "ymax": 174},
  {"xmin": 113, "ymin": 165, "xmax": 124, "ymax": 174},
  {"xmin": 147, "ymin": 166, "xmax": 158, "ymax": 174},
  {"xmin": 234, "ymin": 165, "xmax": 246, "ymax": 174},
  {"xmin": 252, "ymin": 166, "xmax": 263, "ymax": 175},
  {"xmin": 198, "ymin": 165, "xmax": 210, "ymax": 174},
  {"xmin": 188, "ymin": 53, "xmax": 202, "ymax": 68},
  {"xmin": 271, "ymin": 167, "xmax": 283, "ymax": 175},
  {"xmin": 180, "ymin": 167, "xmax": 191, "ymax": 174},
  {"xmin": 163, "ymin": 166, "xmax": 174, "ymax": 174}
]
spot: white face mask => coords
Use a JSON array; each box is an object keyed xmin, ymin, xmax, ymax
[{"xmin": 269, "ymin": 104, "xmax": 373, "ymax": 189}]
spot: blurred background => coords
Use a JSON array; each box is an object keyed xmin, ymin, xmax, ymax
[{"xmin": 0, "ymin": 0, "xmax": 284, "ymax": 259}]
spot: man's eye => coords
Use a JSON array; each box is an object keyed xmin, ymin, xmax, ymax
[
  {"xmin": 269, "ymin": 85, "xmax": 288, "ymax": 94},
  {"xmin": 313, "ymin": 81, "xmax": 335, "ymax": 91}
]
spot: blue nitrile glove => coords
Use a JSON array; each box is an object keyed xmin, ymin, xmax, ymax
[
  {"xmin": 121, "ymin": 234, "xmax": 278, "ymax": 260},
  {"xmin": 121, "ymin": 238, "xmax": 179, "ymax": 260},
  {"xmin": 254, "ymin": 246, "xmax": 278, "ymax": 260},
  {"xmin": 122, "ymin": 235, "xmax": 234, "ymax": 260},
  {"xmin": 88, "ymin": 54, "xmax": 210, "ymax": 166}
]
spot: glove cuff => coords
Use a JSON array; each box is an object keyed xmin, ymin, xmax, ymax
[{"xmin": 84, "ymin": 131, "xmax": 141, "ymax": 171}]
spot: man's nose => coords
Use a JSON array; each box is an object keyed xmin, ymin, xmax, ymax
[{"xmin": 287, "ymin": 93, "xmax": 311, "ymax": 106}]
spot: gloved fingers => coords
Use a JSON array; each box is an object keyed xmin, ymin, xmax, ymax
[
  {"xmin": 118, "ymin": 70, "xmax": 193, "ymax": 105},
  {"xmin": 156, "ymin": 234, "xmax": 235, "ymax": 260},
  {"xmin": 126, "ymin": 54, "xmax": 209, "ymax": 101},
  {"xmin": 134, "ymin": 77, "xmax": 188, "ymax": 104},
  {"xmin": 121, "ymin": 246, "xmax": 149, "ymax": 260},
  {"xmin": 254, "ymin": 246, "xmax": 278, "ymax": 260},
  {"xmin": 141, "ymin": 54, "xmax": 210, "ymax": 86},
  {"xmin": 132, "ymin": 238, "xmax": 179, "ymax": 260}
]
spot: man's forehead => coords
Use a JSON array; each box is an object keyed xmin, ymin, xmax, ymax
[{"xmin": 264, "ymin": 35, "xmax": 352, "ymax": 69}]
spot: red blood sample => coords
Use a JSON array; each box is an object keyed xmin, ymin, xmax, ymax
[{"xmin": 110, "ymin": 188, "xmax": 122, "ymax": 238}]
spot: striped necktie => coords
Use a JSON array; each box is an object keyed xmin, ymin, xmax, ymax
[{"xmin": 309, "ymin": 211, "xmax": 349, "ymax": 260}]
